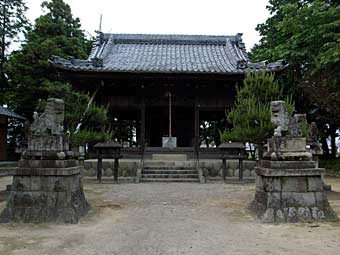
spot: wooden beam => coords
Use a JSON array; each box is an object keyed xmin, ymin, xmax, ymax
[{"xmin": 56, "ymin": 69, "xmax": 245, "ymax": 83}]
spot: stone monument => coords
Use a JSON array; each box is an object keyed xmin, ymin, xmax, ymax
[
  {"xmin": 249, "ymin": 101, "xmax": 338, "ymax": 223},
  {"xmin": 0, "ymin": 98, "xmax": 89, "ymax": 223}
]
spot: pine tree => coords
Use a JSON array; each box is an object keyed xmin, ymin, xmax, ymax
[
  {"xmin": 220, "ymin": 71, "xmax": 294, "ymax": 158},
  {"xmin": 6, "ymin": 0, "xmax": 110, "ymax": 149},
  {"xmin": 6, "ymin": 0, "xmax": 91, "ymax": 114},
  {"xmin": 250, "ymin": 0, "xmax": 340, "ymax": 158},
  {"xmin": 0, "ymin": 0, "xmax": 29, "ymax": 99}
]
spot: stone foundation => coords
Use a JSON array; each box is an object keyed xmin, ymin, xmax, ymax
[
  {"xmin": 82, "ymin": 159, "xmax": 257, "ymax": 178},
  {"xmin": 0, "ymin": 159, "xmax": 89, "ymax": 224},
  {"xmin": 249, "ymin": 160, "xmax": 338, "ymax": 223}
]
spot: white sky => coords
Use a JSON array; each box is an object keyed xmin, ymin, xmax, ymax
[{"xmin": 25, "ymin": 0, "xmax": 270, "ymax": 51}]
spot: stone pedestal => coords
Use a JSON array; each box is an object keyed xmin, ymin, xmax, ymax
[
  {"xmin": 0, "ymin": 158, "xmax": 89, "ymax": 224},
  {"xmin": 0, "ymin": 159, "xmax": 89, "ymax": 223},
  {"xmin": 0, "ymin": 99, "xmax": 89, "ymax": 224},
  {"xmin": 249, "ymin": 138, "xmax": 338, "ymax": 223},
  {"xmin": 267, "ymin": 137, "xmax": 312, "ymax": 161}
]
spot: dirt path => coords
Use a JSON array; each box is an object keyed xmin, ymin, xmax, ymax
[{"xmin": 0, "ymin": 177, "xmax": 340, "ymax": 255}]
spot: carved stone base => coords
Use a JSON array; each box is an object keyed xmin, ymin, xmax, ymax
[
  {"xmin": 249, "ymin": 162, "xmax": 338, "ymax": 223},
  {"xmin": 0, "ymin": 160, "xmax": 89, "ymax": 224},
  {"xmin": 265, "ymin": 138, "xmax": 312, "ymax": 161}
]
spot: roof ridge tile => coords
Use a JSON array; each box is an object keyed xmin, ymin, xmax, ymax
[{"xmin": 51, "ymin": 33, "xmax": 286, "ymax": 74}]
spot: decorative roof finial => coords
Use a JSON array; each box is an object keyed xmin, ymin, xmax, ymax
[{"xmin": 99, "ymin": 14, "xmax": 103, "ymax": 32}]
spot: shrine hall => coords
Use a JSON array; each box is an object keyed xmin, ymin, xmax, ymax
[{"xmin": 51, "ymin": 33, "xmax": 285, "ymax": 158}]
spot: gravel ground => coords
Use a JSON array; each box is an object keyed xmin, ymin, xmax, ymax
[{"xmin": 0, "ymin": 176, "xmax": 340, "ymax": 255}]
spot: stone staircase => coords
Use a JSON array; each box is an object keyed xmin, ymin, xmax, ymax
[{"xmin": 141, "ymin": 154, "xmax": 200, "ymax": 183}]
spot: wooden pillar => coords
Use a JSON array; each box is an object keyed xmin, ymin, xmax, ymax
[
  {"xmin": 222, "ymin": 158, "xmax": 227, "ymax": 180},
  {"xmin": 140, "ymin": 93, "xmax": 146, "ymax": 154},
  {"xmin": 113, "ymin": 158, "xmax": 119, "ymax": 182},
  {"xmin": 168, "ymin": 91, "xmax": 172, "ymax": 138},
  {"xmin": 239, "ymin": 158, "xmax": 244, "ymax": 181},
  {"xmin": 118, "ymin": 119, "xmax": 122, "ymax": 144},
  {"xmin": 136, "ymin": 121, "xmax": 140, "ymax": 146},
  {"xmin": 194, "ymin": 95, "xmax": 200, "ymax": 152},
  {"xmin": 97, "ymin": 156, "xmax": 102, "ymax": 182}
]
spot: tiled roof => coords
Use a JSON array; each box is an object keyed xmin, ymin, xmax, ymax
[
  {"xmin": 0, "ymin": 106, "xmax": 25, "ymax": 120},
  {"xmin": 51, "ymin": 33, "xmax": 286, "ymax": 74}
]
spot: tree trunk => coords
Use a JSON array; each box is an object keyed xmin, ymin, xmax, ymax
[
  {"xmin": 330, "ymin": 124, "xmax": 337, "ymax": 159},
  {"xmin": 320, "ymin": 136, "xmax": 330, "ymax": 159}
]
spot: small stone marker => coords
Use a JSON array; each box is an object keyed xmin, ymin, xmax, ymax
[{"xmin": 0, "ymin": 98, "xmax": 90, "ymax": 223}]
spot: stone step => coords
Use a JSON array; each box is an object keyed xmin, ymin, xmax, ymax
[
  {"xmin": 142, "ymin": 174, "xmax": 199, "ymax": 179},
  {"xmin": 141, "ymin": 157, "xmax": 199, "ymax": 183},
  {"xmin": 151, "ymin": 154, "xmax": 188, "ymax": 161},
  {"xmin": 143, "ymin": 166, "xmax": 196, "ymax": 170},
  {"xmin": 144, "ymin": 161, "xmax": 176, "ymax": 166},
  {"xmin": 143, "ymin": 170, "xmax": 198, "ymax": 175},
  {"xmin": 141, "ymin": 178, "xmax": 200, "ymax": 183},
  {"xmin": 0, "ymin": 167, "xmax": 17, "ymax": 177},
  {"xmin": 143, "ymin": 160, "xmax": 196, "ymax": 167}
]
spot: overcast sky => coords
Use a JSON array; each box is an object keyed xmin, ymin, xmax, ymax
[{"xmin": 25, "ymin": 0, "xmax": 270, "ymax": 51}]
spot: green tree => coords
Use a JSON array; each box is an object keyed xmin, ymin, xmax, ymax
[
  {"xmin": 220, "ymin": 71, "xmax": 293, "ymax": 159},
  {"xmin": 6, "ymin": 0, "xmax": 90, "ymax": 116},
  {"xmin": 6, "ymin": 0, "xmax": 110, "ymax": 149},
  {"xmin": 43, "ymin": 82, "xmax": 112, "ymax": 148},
  {"xmin": 250, "ymin": 0, "xmax": 340, "ymax": 158},
  {"xmin": 0, "ymin": 0, "xmax": 29, "ymax": 100}
]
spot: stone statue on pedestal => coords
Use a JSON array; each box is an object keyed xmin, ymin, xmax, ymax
[
  {"xmin": 249, "ymin": 101, "xmax": 338, "ymax": 223},
  {"xmin": 271, "ymin": 101, "xmax": 289, "ymax": 137},
  {"xmin": 0, "ymin": 98, "xmax": 89, "ymax": 224},
  {"xmin": 265, "ymin": 101, "xmax": 311, "ymax": 161},
  {"xmin": 28, "ymin": 98, "xmax": 68, "ymax": 152}
]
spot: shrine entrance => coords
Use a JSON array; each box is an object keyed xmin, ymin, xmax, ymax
[{"xmin": 147, "ymin": 106, "xmax": 194, "ymax": 147}]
